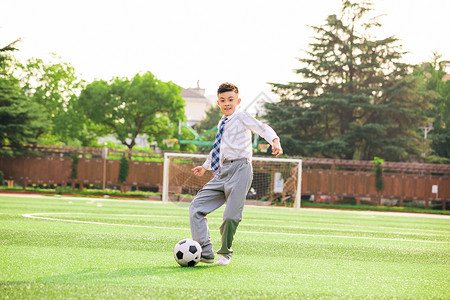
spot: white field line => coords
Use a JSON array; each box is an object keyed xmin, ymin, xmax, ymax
[
  {"xmin": 245, "ymin": 218, "xmax": 450, "ymax": 234},
  {"xmin": 21, "ymin": 213, "xmax": 188, "ymax": 231},
  {"xmin": 3, "ymin": 193, "xmax": 450, "ymax": 220},
  {"xmin": 18, "ymin": 210, "xmax": 450, "ymax": 235},
  {"xmin": 248, "ymin": 203, "xmax": 450, "ymax": 220},
  {"xmin": 105, "ymin": 209, "xmax": 446, "ymax": 233},
  {"xmin": 241, "ymin": 223, "xmax": 450, "ymax": 237},
  {"xmin": 0, "ymin": 193, "xmax": 155, "ymax": 204},
  {"xmin": 28, "ymin": 212, "xmax": 448, "ymax": 237},
  {"xmin": 237, "ymin": 229, "xmax": 450, "ymax": 244},
  {"xmin": 4, "ymin": 191, "xmax": 448, "ymax": 232},
  {"xmin": 21, "ymin": 213, "xmax": 449, "ymax": 244}
]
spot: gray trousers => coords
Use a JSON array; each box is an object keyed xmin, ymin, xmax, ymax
[{"xmin": 189, "ymin": 158, "xmax": 253, "ymax": 259}]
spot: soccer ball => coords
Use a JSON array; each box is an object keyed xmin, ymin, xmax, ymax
[{"xmin": 173, "ymin": 239, "xmax": 202, "ymax": 267}]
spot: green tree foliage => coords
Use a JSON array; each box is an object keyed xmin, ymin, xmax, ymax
[
  {"xmin": 372, "ymin": 156, "xmax": 384, "ymax": 205},
  {"xmin": 194, "ymin": 105, "xmax": 222, "ymax": 134},
  {"xmin": 372, "ymin": 156, "xmax": 384, "ymax": 190},
  {"xmin": 17, "ymin": 55, "xmax": 95, "ymax": 146},
  {"xmin": 118, "ymin": 155, "xmax": 130, "ymax": 193},
  {"xmin": 416, "ymin": 54, "xmax": 450, "ymax": 162},
  {"xmin": 78, "ymin": 72, "xmax": 185, "ymax": 150},
  {"xmin": 0, "ymin": 39, "xmax": 50, "ymax": 153},
  {"xmin": 265, "ymin": 0, "xmax": 432, "ymax": 161},
  {"xmin": 193, "ymin": 105, "xmax": 222, "ymax": 152}
]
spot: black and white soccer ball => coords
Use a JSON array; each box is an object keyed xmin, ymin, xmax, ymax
[{"xmin": 173, "ymin": 238, "xmax": 202, "ymax": 267}]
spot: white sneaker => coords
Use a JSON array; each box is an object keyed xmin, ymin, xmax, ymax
[{"xmin": 216, "ymin": 255, "xmax": 231, "ymax": 266}]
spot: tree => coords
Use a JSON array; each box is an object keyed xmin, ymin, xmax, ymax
[
  {"xmin": 118, "ymin": 155, "xmax": 129, "ymax": 192},
  {"xmin": 265, "ymin": 0, "xmax": 432, "ymax": 161},
  {"xmin": 415, "ymin": 54, "xmax": 450, "ymax": 163},
  {"xmin": 78, "ymin": 71, "xmax": 186, "ymax": 150},
  {"xmin": 0, "ymin": 39, "xmax": 50, "ymax": 153},
  {"xmin": 194, "ymin": 105, "xmax": 222, "ymax": 134},
  {"xmin": 193, "ymin": 105, "xmax": 222, "ymax": 152},
  {"xmin": 16, "ymin": 55, "xmax": 94, "ymax": 146},
  {"xmin": 372, "ymin": 156, "xmax": 384, "ymax": 205}
]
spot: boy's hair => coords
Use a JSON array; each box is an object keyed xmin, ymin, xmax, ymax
[{"xmin": 217, "ymin": 82, "xmax": 239, "ymax": 96}]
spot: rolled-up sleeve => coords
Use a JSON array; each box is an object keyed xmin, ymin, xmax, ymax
[{"xmin": 202, "ymin": 150, "xmax": 212, "ymax": 170}]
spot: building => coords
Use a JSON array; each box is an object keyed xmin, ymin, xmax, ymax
[
  {"xmin": 182, "ymin": 83, "xmax": 214, "ymax": 127},
  {"xmin": 442, "ymin": 61, "xmax": 450, "ymax": 81}
]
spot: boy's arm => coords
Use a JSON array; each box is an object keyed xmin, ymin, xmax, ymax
[
  {"xmin": 200, "ymin": 120, "xmax": 221, "ymax": 171},
  {"xmin": 191, "ymin": 149, "xmax": 213, "ymax": 176},
  {"xmin": 202, "ymin": 149, "xmax": 213, "ymax": 171},
  {"xmin": 240, "ymin": 111, "xmax": 280, "ymax": 150}
]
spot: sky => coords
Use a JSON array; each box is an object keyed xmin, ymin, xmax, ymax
[{"xmin": 1, "ymin": 0, "xmax": 450, "ymax": 107}]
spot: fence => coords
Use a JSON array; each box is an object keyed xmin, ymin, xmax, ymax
[
  {"xmin": 301, "ymin": 158, "xmax": 450, "ymax": 209},
  {"xmin": 0, "ymin": 146, "xmax": 164, "ymax": 190},
  {"xmin": 0, "ymin": 146, "xmax": 449, "ymax": 209}
]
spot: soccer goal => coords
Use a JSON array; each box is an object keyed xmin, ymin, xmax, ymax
[{"xmin": 162, "ymin": 152, "xmax": 302, "ymax": 208}]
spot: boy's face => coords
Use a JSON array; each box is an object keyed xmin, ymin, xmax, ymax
[{"xmin": 217, "ymin": 91, "xmax": 241, "ymax": 117}]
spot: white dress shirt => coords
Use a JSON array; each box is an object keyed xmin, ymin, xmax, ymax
[{"xmin": 202, "ymin": 110, "xmax": 279, "ymax": 170}]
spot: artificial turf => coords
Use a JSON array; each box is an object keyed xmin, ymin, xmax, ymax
[{"xmin": 0, "ymin": 194, "xmax": 449, "ymax": 299}]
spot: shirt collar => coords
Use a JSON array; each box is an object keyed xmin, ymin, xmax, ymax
[{"xmin": 221, "ymin": 110, "xmax": 239, "ymax": 122}]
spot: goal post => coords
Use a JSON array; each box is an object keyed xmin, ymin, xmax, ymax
[{"xmin": 162, "ymin": 152, "xmax": 302, "ymax": 209}]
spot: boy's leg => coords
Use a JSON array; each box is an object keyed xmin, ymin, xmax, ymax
[
  {"xmin": 189, "ymin": 179, "xmax": 226, "ymax": 258},
  {"xmin": 217, "ymin": 160, "xmax": 253, "ymax": 257}
]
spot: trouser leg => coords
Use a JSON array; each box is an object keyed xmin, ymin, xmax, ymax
[
  {"xmin": 189, "ymin": 179, "xmax": 225, "ymax": 258},
  {"xmin": 217, "ymin": 161, "xmax": 253, "ymax": 256}
]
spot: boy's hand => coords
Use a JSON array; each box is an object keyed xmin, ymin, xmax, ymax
[
  {"xmin": 272, "ymin": 138, "xmax": 283, "ymax": 157},
  {"xmin": 192, "ymin": 166, "xmax": 206, "ymax": 176}
]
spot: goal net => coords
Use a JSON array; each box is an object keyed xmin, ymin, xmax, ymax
[{"xmin": 162, "ymin": 153, "xmax": 302, "ymax": 208}]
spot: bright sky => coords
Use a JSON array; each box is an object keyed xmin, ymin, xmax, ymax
[{"xmin": 1, "ymin": 0, "xmax": 449, "ymax": 106}]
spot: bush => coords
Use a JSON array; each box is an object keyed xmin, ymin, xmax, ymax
[
  {"xmin": 55, "ymin": 186, "xmax": 74, "ymax": 195},
  {"xmin": 118, "ymin": 156, "xmax": 129, "ymax": 184},
  {"xmin": 70, "ymin": 152, "xmax": 79, "ymax": 179}
]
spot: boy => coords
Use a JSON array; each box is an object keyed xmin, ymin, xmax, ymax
[{"xmin": 190, "ymin": 82, "xmax": 283, "ymax": 266}]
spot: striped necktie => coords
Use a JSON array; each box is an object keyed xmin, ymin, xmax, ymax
[{"xmin": 211, "ymin": 117, "xmax": 228, "ymax": 174}]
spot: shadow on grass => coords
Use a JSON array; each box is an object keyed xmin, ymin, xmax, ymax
[{"xmin": 32, "ymin": 264, "xmax": 216, "ymax": 284}]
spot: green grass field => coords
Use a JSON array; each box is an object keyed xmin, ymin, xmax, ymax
[{"xmin": 1, "ymin": 194, "xmax": 449, "ymax": 299}]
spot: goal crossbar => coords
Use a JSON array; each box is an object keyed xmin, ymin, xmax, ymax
[{"xmin": 162, "ymin": 152, "xmax": 302, "ymax": 209}]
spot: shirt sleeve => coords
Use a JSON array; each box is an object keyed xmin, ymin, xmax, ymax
[
  {"xmin": 240, "ymin": 111, "xmax": 279, "ymax": 145},
  {"xmin": 202, "ymin": 150, "xmax": 213, "ymax": 170}
]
